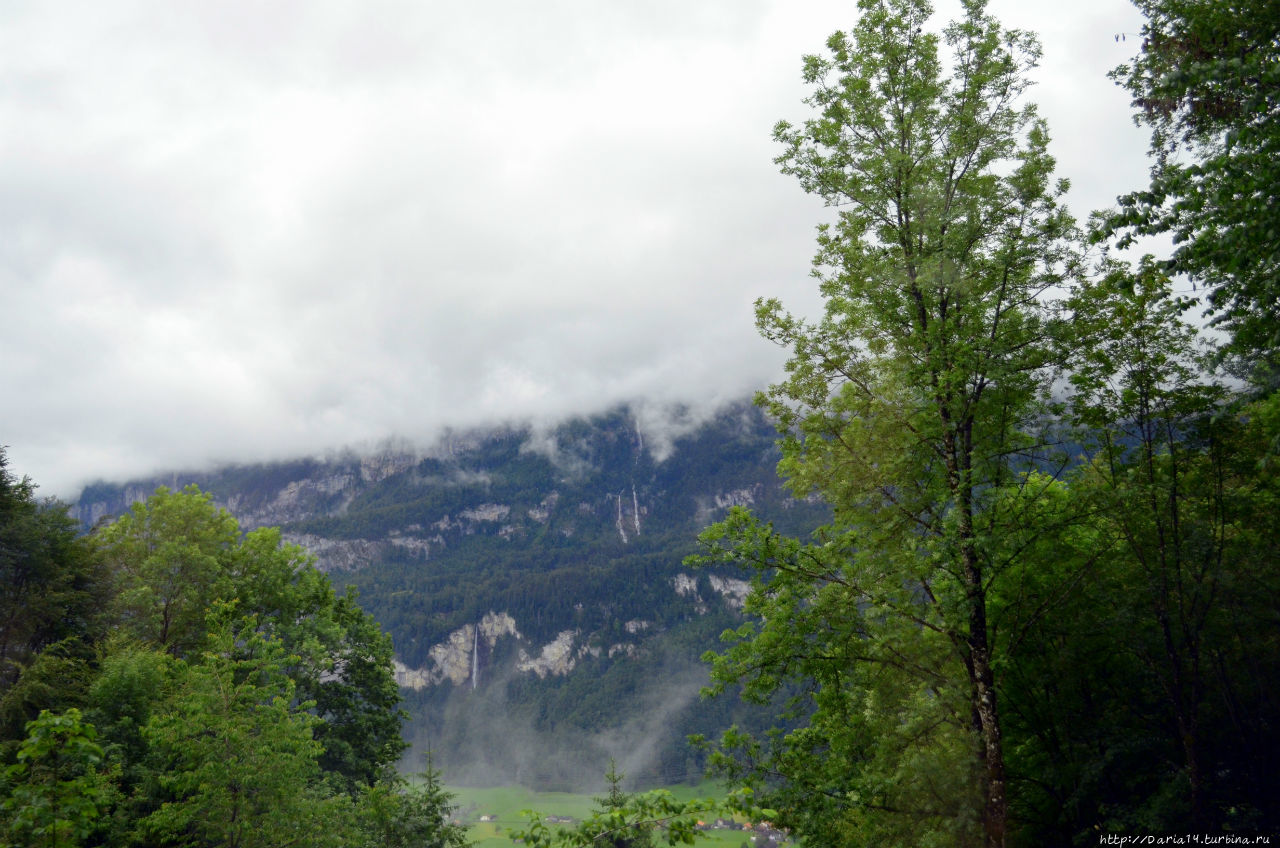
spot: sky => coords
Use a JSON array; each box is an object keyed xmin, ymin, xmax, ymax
[{"xmin": 1, "ymin": 0, "xmax": 1151, "ymax": 499}]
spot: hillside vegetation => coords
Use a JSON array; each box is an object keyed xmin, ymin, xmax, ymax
[{"xmin": 72, "ymin": 403, "xmax": 829, "ymax": 788}]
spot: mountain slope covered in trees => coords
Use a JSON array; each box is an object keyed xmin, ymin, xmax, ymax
[{"xmin": 72, "ymin": 402, "xmax": 829, "ymax": 788}]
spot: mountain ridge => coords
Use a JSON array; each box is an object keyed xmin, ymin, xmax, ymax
[{"xmin": 72, "ymin": 400, "xmax": 824, "ymax": 788}]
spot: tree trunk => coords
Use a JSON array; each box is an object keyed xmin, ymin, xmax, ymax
[{"xmin": 971, "ymin": 616, "xmax": 1008, "ymax": 848}]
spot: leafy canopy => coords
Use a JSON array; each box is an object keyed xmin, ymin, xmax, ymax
[
  {"xmin": 1105, "ymin": 0, "xmax": 1280, "ymax": 383},
  {"xmin": 694, "ymin": 0, "xmax": 1080, "ymax": 845}
]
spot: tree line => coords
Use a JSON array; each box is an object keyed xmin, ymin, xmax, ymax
[{"xmin": 0, "ymin": 477, "xmax": 467, "ymax": 848}]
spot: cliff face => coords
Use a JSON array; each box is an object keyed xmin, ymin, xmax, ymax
[
  {"xmin": 394, "ymin": 612, "xmax": 523, "ymax": 688},
  {"xmin": 73, "ymin": 402, "xmax": 828, "ymax": 786},
  {"xmin": 387, "ymin": 570, "xmax": 749, "ymax": 692}
]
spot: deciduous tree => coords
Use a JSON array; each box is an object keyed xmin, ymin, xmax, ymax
[
  {"xmin": 0, "ymin": 708, "xmax": 113, "ymax": 848},
  {"xmin": 93, "ymin": 486, "xmax": 406, "ymax": 791},
  {"xmin": 135, "ymin": 616, "xmax": 350, "ymax": 848},
  {"xmin": 999, "ymin": 260, "xmax": 1280, "ymax": 839},
  {"xmin": 693, "ymin": 0, "xmax": 1078, "ymax": 844},
  {"xmin": 1105, "ymin": 0, "xmax": 1280, "ymax": 384},
  {"xmin": 0, "ymin": 450, "xmax": 105, "ymax": 740}
]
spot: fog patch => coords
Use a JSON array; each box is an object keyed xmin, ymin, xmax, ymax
[
  {"xmin": 401, "ymin": 649, "xmax": 713, "ymax": 792},
  {"xmin": 589, "ymin": 662, "xmax": 708, "ymax": 785},
  {"xmin": 520, "ymin": 426, "xmax": 596, "ymax": 481}
]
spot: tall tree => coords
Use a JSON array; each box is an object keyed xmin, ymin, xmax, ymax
[
  {"xmin": 1105, "ymin": 0, "xmax": 1280, "ymax": 384},
  {"xmin": 95, "ymin": 487, "xmax": 239, "ymax": 658},
  {"xmin": 354, "ymin": 765, "xmax": 469, "ymax": 848},
  {"xmin": 694, "ymin": 0, "xmax": 1077, "ymax": 845},
  {"xmin": 93, "ymin": 486, "xmax": 406, "ymax": 792}
]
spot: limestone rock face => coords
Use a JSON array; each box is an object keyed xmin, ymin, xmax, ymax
[
  {"xmin": 527, "ymin": 493, "xmax": 560, "ymax": 523},
  {"xmin": 360, "ymin": 450, "xmax": 416, "ymax": 485},
  {"xmin": 388, "ymin": 536, "xmax": 434, "ymax": 557},
  {"xmin": 478, "ymin": 611, "xmax": 520, "ymax": 643},
  {"xmin": 392, "ymin": 659, "xmax": 433, "ymax": 689},
  {"xmin": 671, "ymin": 572, "xmax": 750, "ymax": 611},
  {"xmin": 393, "ymin": 618, "xmax": 584, "ymax": 689},
  {"xmin": 671, "ymin": 574, "xmax": 708, "ymax": 614},
  {"xmin": 429, "ymin": 625, "xmax": 479, "ymax": 687},
  {"xmin": 708, "ymin": 575, "xmax": 751, "ymax": 609},
  {"xmin": 266, "ymin": 474, "xmax": 354, "ymax": 523},
  {"xmin": 460, "ymin": 503, "xmax": 510, "ymax": 523},
  {"xmin": 672, "ymin": 574, "xmax": 698, "ymax": 597},
  {"xmin": 394, "ymin": 616, "xmax": 640, "ymax": 688},
  {"xmin": 714, "ymin": 485, "xmax": 761, "ymax": 509},
  {"xmin": 282, "ymin": 533, "xmax": 387, "ymax": 572},
  {"xmin": 393, "ymin": 612, "xmax": 525, "ymax": 690},
  {"xmin": 517, "ymin": 630, "xmax": 579, "ymax": 679}
]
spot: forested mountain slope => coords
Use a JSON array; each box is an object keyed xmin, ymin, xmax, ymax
[{"xmin": 74, "ymin": 402, "xmax": 828, "ymax": 788}]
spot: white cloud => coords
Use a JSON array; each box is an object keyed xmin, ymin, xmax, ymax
[{"xmin": 0, "ymin": 0, "xmax": 1154, "ymax": 498}]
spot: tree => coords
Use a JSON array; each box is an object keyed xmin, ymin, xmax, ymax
[
  {"xmin": 590, "ymin": 759, "xmax": 655, "ymax": 848},
  {"xmin": 82, "ymin": 638, "xmax": 172, "ymax": 837},
  {"xmin": 1105, "ymin": 0, "xmax": 1280, "ymax": 384},
  {"xmin": 95, "ymin": 486, "xmax": 239, "ymax": 658},
  {"xmin": 355, "ymin": 763, "xmax": 469, "ymax": 848},
  {"xmin": 1064, "ymin": 260, "xmax": 1226, "ymax": 828},
  {"xmin": 515, "ymin": 780, "xmax": 722, "ymax": 848},
  {"xmin": 693, "ymin": 0, "xmax": 1078, "ymax": 844},
  {"xmin": 0, "ymin": 708, "xmax": 113, "ymax": 848},
  {"xmin": 226, "ymin": 525, "xmax": 406, "ymax": 791},
  {"xmin": 135, "ymin": 616, "xmax": 351, "ymax": 848},
  {"xmin": 998, "ymin": 260, "xmax": 1280, "ymax": 839},
  {"xmin": 93, "ymin": 486, "xmax": 406, "ymax": 791},
  {"xmin": 0, "ymin": 449, "xmax": 105, "ymax": 741}
]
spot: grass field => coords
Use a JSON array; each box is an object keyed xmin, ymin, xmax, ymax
[{"xmin": 446, "ymin": 782, "xmax": 761, "ymax": 848}]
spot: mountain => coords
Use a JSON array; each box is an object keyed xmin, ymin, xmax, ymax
[{"xmin": 73, "ymin": 401, "xmax": 828, "ymax": 789}]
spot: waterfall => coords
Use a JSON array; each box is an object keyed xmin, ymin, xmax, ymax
[
  {"xmin": 615, "ymin": 493, "xmax": 628, "ymax": 544},
  {"xmin": 471, "ymin": 625, "xmax": 479, "ymax": 690}
]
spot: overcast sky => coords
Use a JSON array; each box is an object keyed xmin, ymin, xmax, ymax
[{"xmin": 2, "ymin": 0, "xmax": 1150, "ymax": 499}]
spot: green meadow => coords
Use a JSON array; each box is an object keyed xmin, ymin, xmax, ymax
[{"xmin": 446, "ymin": 782, "xmax": 763, "ymax": 848}]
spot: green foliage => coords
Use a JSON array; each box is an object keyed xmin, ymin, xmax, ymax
[
  {"xmin": 92, "ymin": 486, "xmax": 406, "ymax": 792},
  {"xmin": 0, "ymin": 449, "xmax": 106, "ymax": 741},
  {"xmin": 514, "ymin": 764, "xmax": 725, "ymax": 848},
  {"xmin": 83, "ymin": 639, "xmax": 171, "ymax": 808},
  {"xmin": 696, "ymin": 0, "xmax": 1079, "ymax": 844},
  {"xmin": 998, "ymin": 263, "xmax": 1280, "ymax": 840},
  {"xmin": 95, "ymin": 486, "xmax": 241, "ymax": 657},
  {"xmin": 356, "ymin": 765, "xmax": 469, "ymax": 848},
  {"xmin": 1104, "ymin": 0, "xmax": 1280, "ymax": 383},
  {"xmin": 0, "ymin": 478, "xmax": 425, "ymax": 842},
  {"xmin": 0, "ymin": 708, "xmax": 113, "ymax": 848},
  {"xmin": 589, "ymin": 759, "xmax": 656, "ymax": 848},
  {"xmin": 134, "ymin": 615, "xmax": 351, "ymax": 848},
  {"xmin": 693, "ymin": 515, "xmax": 984, "ymax": 848},
  {"xmin": 714, "ymin": 10, "xmax": 1280, "ymax": 833}
]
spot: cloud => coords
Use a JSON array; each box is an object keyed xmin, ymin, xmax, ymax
[{"xmin": 0, "ymin": 0, "xmax": 1153, "ymax": 498}]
